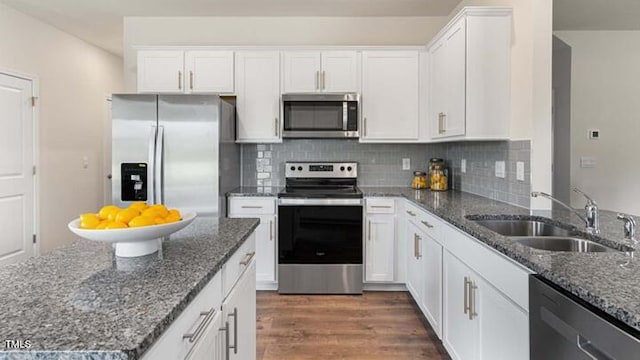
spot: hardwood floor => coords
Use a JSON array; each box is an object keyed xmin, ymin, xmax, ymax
[{"xmin": 257, "ymin": 291, "xmax": 450, "ymax": 360}]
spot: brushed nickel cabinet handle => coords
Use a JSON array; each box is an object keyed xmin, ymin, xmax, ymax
[
  {"xmin": 316, "ymin": 71, "xmax": 320, "ymax": 90},
  {"xmin": 363, "ymin": 117, "xmax": 367, "ymax": 137},
  {"xmin": 189, "ymin": 70, "xmax": 194, "ymax": 90},
  {"xmin": 421, "ymin": 220, "xmax": 434, "ymax": 229},
  {"xmin": 183, "ymin": 308, "xmax": 216, "ymax": 343},
  {"xmin": 368, "ymin": 220, "xmax": 372, "ymax": 241},
  {"xmin": 470, "ymin": 281, "xmax": 478, "ymax": 320},
  {"xmin": 227, "ymin": 308, "xmax": 238, "ymax": 354},
  {"xmin": 406, "ymin": 210, "xmax": 416, "ymax": 217},
  {"xmin": 322, "ymin": 71, "xmax": 326, "ymax": 90},
  {"xmin": 414, "ymin": 233, "xmax": 419, "ymax": 258},
  {"xmin": 240, "ymin": 251, "xmax": 255, "ymax": 265},
  {"xmin": 269, "ymin": 220, "xmax": 273, "ymax": 241},
  {"xmin": 241, "ymin": 205, "xmax": 263, "ymax": 209},
  {"xmin": 464, "ymin": 276, "xmax": 470, "ymax": 315},
  {"xmin": 371, "ymin": 205, "xmax": 392, "ymax": 209},
  {"xmin": 219, "ymin": 321, "xmax": 230, "ymax": 360},
  {"xmin": 178, "ymin": 71, "xmax": 182, "ymax": 90},
  {"xmin": 275, "ymin": 117, "xmax": 279, "ymax": 137}
]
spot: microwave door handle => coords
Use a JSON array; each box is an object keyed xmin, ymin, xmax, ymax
[
  {"xmin": 154, "ymin": 126, "xmax": 164, "ymax": 205},
  {"xmin": 342, "ymin": 102, "xmax": 348, "ymax": 131}
]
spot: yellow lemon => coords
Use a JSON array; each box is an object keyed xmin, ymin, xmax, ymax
[
  {"xmin": 105, "ymin": 221, "xmax": 128, "ymax": 229},
  {"xmin": 167, "ymin": 209, "xmax": 181, "ymax": 219},
  {"xmin": 148, "ymin": 204, "xmax": 169, "ymax": 218},
  {"xmin": 80, "ymin": 217, "xmax": 101, "ymax": 229},
  {"xmin": 141, "ymin": 208, "xmax": 162, "ymax": 219},
  {"xmin": 128, "ymin": 202, "xmax": 148, "ymax": 212},
  {"xmin": 95, "ymin": 221, "xmax": 109, "ymax": 230},
  {"xmin": 128, "ymin": 215, "xmax": 155, "ymax": 228},
  {"xmin": 154, "ymin": 217, "xmax": 166, "ymax": 225},
  {"xmin": 98, "ymin": 205, "xmax": 120, "ymax": 220},
  {"xmin": 115, "ymin": 208, "xmax": 139, "ymax": 224}
]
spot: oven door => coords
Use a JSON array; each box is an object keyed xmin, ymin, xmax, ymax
[{"xmin": 278, "ymin": 198, "xmax": 363, "ymax": 265}]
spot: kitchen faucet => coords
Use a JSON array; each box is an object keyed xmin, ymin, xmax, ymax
[
  {"xmin": 531, "ymin": 188, "xmax": 599, "ymax": 234},
  {"xmin": 617, "ymin": 214, "xmax": 637, "ymax": 244}
]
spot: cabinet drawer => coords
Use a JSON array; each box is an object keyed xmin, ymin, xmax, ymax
[
  {"xmin": 228, "ymin": 197, "xmax": 275, "ymax": 215},
  {"xmin": 366, "ymin": 198, "xmax": 396, "ymax": 214},
  {"xmin": 141, "ymin": 272, "xmax": 222, "ymax": 360},
  {"xmin": 223, "ymin": 232, "xmax": 257, "ymax": 297},
  {"xmin": 404, "ymin": 202, "xmax": 441, "ymax": 240}
]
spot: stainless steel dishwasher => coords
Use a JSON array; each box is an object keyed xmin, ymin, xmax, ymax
[{"xmin": 530, "ymin": 275, "xmax": 640, "ymax": 359}]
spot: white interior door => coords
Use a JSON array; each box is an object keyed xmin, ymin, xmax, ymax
[{"xmin": 0, "ymin": 73, "xmax": 35, "ymax": 265}]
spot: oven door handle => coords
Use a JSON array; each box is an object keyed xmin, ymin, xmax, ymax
[{"xmin": 278, "ymin": 198, "xmax": 363, "ymax": 206}]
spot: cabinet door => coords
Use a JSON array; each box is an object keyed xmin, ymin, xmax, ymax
[
  {"xmin": 361, "ymin": 51, "xmax": 419, "ymax": 141},
  {"xmin": 365, "ymin": 214, "xmax": 395, "ymax": 282},
  {"xmin": 137, "ymin": 50, "xmax": 184, "ymax": 93},
  {"xmin": 476, "ymin": 277, "xmax": 529, "ymax": 360},
  {"xmin": 405, "ymin": 221, "xmax": 423, "ymax": 302},
  {"xmin": 443, "ymin": 19, "xmax": 466, "ymax": 137},
  {"xmin": 256, "ymin": 215, "xmax": 276, "ymax": 283},
  {"xmin": 223, "ymin": 259, "xmax": 257, "ymax": 360},
  {"xmin": 429, "ymin": 39, "xmax": 448, "ymax": 138},
  {"xmin": 235, "ymin": 51, "xmax": 281, "ymax": 143},
  {"xmin": 283, "ymin": 51, "xmax": 321, "ymax": 93},
  {"xmin": 184, "ymin": 50, "xmax": 234, "ymax": 93},
  {"xmin": 421, "ymin": 234, "xmax": 443, "ymax": 338},
  {"xmin": 443, "ymin": 251, "xmax": 477, "ymax": 360},
  {"xmin": 185, "ymin": 310, "xmax": 225, "ymax": 360},
  {"xmin": 320, "ymin": 51, "xmax": 358, "ymax": 92}
]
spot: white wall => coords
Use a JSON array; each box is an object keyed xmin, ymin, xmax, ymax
[
  {"xmin": 554, "ymin": 31, "xmax": 640, "ymax": 215},
  {"xmin": 0, "ymin": 3, "xmax": 124, "ymax": 253},
  {"xmin": 451, "ymin": 0, "xmax": 553, "ymax": 209},
  {"xmin": 122, "ymin": 16, "xmax": 448, "ymax": 91}
]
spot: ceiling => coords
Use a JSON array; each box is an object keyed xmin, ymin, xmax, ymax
[
  {"xmin": 554, "ymin": 0, "xmax": 640, "ymax": 31},
  {"xmin": 0, "ymin": 0, "xmax": 461, "ymax": 56},
  {"xmin": 3, "ymin": 0, "xmax": 639, "ymax": 56}
]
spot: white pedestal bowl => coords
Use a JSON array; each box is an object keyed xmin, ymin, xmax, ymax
[{"xmin": 68, "ymin": 212, "xmax": 197, "ymax": 257}]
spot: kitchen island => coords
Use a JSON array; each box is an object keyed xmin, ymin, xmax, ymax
[{"xmin": 0, "ymin": 217, "xmax": 259, "ymax": 359}]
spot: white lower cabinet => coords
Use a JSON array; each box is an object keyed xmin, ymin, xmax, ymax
[
  {"xmin": 405, "ymin": 221, "xmax": 424, "ymax": 301},
  {"xmin": 365, "ymin": 213, "xmax": 396, "ymax": 282},
  {"xmin": 443, "ymin": 251, "xmax": 528, "ymax": 360},
  {"xmin": 186, "ymin": 310, "xmax": 226, "ymax": 360},
  {"xmin": 420, "ymin": 233, "xmax": 442, "ymax": 338},
  {"xmin": 222, "ymin": 259, "xmax": 257, "ymax": 360},
  {"xmin": 228, "ymin": 197, "xmax": 277, "ymax": 289}
]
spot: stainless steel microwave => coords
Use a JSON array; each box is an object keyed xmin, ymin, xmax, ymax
[{"xmin": 282, "ymin": 93, "xmax": 359, "ymax": 139}]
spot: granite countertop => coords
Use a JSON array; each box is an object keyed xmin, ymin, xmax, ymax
[
  {"xmin": 360, "ymin": 186, "xmax": 640, "ymax": 335},
  {"xmin": 0, "ymin": 217, "xmax": 259, "ymax": 359},
  {"xmin": 227, "ymin": 186, "xmax": 281, "ymax": 197}
]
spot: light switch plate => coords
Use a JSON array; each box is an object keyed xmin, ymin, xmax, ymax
[
  {"xmin": 516, "ymin": 161, "xmax": 525, "ymax": 181},
  {"xmin": 495, "ymin": 161, "xmax": 506, "ymax": 178},
  {"xmin": 581, "ymin": 156, "xmax": 596, "ymax": 168},
  {"xmin": 461, "ymin": 159, "xmax": 466, "ymax": 173},
  {"xmin": 402, "ymin": 158, "xmax": 411, "ymax": 170}
]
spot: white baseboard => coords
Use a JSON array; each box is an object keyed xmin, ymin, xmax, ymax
[
  {"xmin": 363, "ymin": 283, "xmax": 408, "ymax": 291},
  {"xmin": 257, "ymin": 281, "xmax": 278, "ymax": 291}
]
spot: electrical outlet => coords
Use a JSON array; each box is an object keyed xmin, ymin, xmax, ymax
[
  {"xmin": 581, "ymin": 156, "xmax": 596, "ymax": 168},
  {"xmin": 516, "ymin": 161, "xmax": 525, "ymax": 181},
  {"xmin": 402, "ymin": 158, "xmax": 411, "ymax": 170},
  {"xmin": 461, "ymin": 159, "xmax": 466, "ymax": 173},
  {"xmin": 82, "ymin": 156, "xmax": 89, "ymax": 169},
  {"xmin": 495, "ymin": 161, "xmax": 506, "ymax": 178}
]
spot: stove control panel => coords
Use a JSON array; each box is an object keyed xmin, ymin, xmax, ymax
[{"xmin": 285, "ymin": 162, "xmax": 358, "ymax": 178}]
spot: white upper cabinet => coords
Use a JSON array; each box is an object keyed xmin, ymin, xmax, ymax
[
  {"xmin": 184, "ymin": 50, "xmax": 234, "ymax": 93},
  {"xmin": 283, "ymin": 51, "xmax": 357, "ymax": 93},
  {"xmin": 137, "ymin": 50, "xmax": 185, "ymax": 93},
  {"xmin": 428, "ymin": 7, "xmax": 512, "ymax": 140},
  {"xmin": 137, "ymin": 50, "xmax": 234, "ymax": 94},
  {"xmin": 361, "ymin": 51, "xmax": 420, "ymax": 141},
  {"xmin": 235, "ymin": 51, "xmax": 281, "ymax": 143}
]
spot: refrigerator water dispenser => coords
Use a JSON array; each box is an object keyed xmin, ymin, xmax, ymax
[{"xmin": 121, "ymin": 163, "xmax": 147, "ymax": 201}]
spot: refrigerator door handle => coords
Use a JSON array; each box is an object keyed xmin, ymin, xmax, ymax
[
  {"xmin": 155, "ymin": 126, "xmax": 165, "ymax": 205},
  {"xmin": 148, "ymin": 125, "xmax": 158, "ymax": 204}
]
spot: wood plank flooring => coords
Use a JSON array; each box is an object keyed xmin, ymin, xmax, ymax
[{"xmin": 257, "ymin": 291, "xmax": 450, "ymax": 360}]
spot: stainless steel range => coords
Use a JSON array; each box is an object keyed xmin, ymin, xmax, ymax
[{"xmin": 278, "ymin": 162, "xmax": 363, "ymax": 294}]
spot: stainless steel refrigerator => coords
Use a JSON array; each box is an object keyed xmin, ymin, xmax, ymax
[{"xmin": 111, "ymin": 94, "xmax": 239, "ymax": 217}]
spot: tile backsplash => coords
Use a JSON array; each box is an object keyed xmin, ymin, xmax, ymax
[{"xmin": 241, "ymin": 139, "xmax": 531, "ymax": 208}]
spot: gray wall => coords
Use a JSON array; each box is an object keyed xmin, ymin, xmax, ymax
[{"xmin": 241, "ymin": 140, "xmax": 531, "ymax": 208}]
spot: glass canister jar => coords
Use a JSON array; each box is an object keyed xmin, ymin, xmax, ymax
[
  {"xmin": 429, "ymin": 158, "xmax": 449, "ymax": 191},
  {"xmin": 411, "ymin": 171, "xmax": 428, "ymax": 189}
]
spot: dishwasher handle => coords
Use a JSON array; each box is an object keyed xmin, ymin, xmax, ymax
[{"xmin": 577, "ymin": 335, "xmax": 612, "ymax": 360}]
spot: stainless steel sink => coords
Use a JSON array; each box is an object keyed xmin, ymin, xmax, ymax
[
  {"xmin": 473, "ymin": 219, "xmax": 571, "ymax": 237},
  {"xmin": 512, "ymin": 237, "xmax": 620, "ymax": 253}
]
